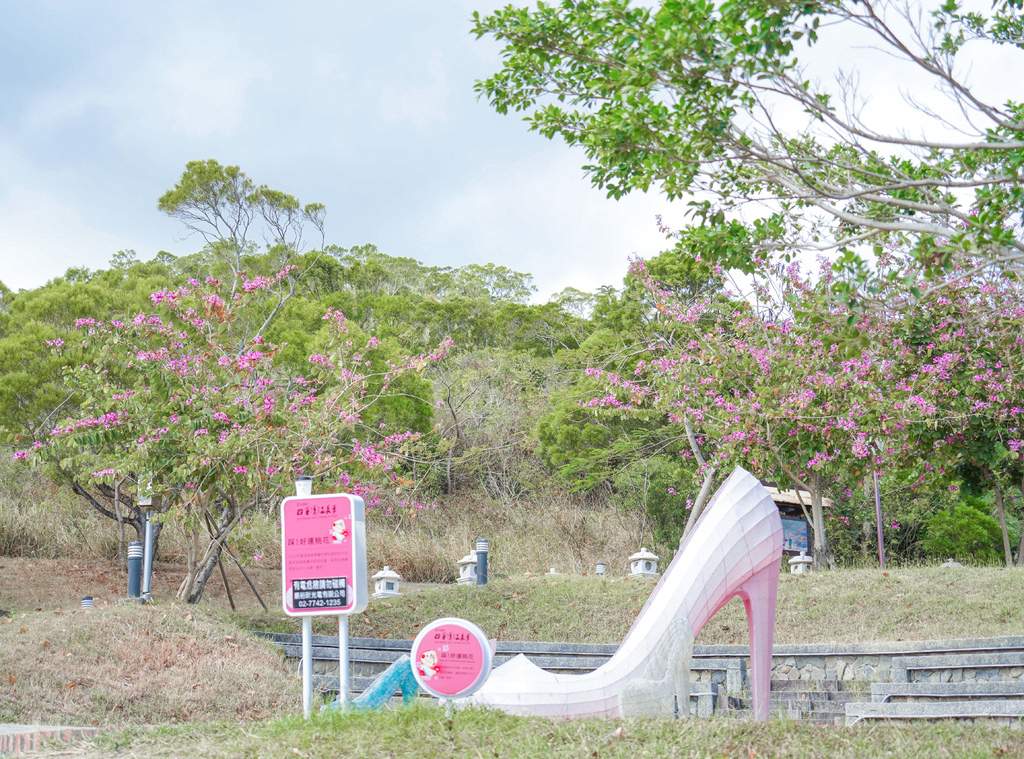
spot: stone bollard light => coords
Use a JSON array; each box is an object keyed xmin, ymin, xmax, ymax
[
  {"xmin": 372, "ymin": 566, "xmax": 402, "ymax": 599},
  {"xmin": 595, "ymin": 562, "xmax": 607, "ymax": 576},
  {"xmin": 127, "ymin": 541, "xmax": 144, "ymax": 597},
  {"xmin": 628, "ymin": 547, "xmax": 660, "ymax": 578},
  {"xmin": 476, "ymin": 538, "xmax": 489, "ymax": 586},
  {"xmin": 788, "ymin": 550, "xmax": 813, "ymax": 575},
  {"xmin": 457, "ymin": 551, "xmax": 478, "ymax": 584},
  {"xmin": 294, "ymin": 476, "xmax": 313, "ymax": 498}
]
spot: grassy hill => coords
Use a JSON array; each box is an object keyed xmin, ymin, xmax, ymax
[
  {"xmin": 241, "ymin": 566, "xmax": 1024, "ymax": 646},
  {"xmin": 4, "ymin": 566, "xmax": 1023, "ymax": 758}
]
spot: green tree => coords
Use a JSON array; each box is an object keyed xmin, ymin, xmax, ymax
[
  {"xmin": 536, "ymin": 252, "xmax": 724, "ymax": 546},
  {"xmin": 474, "ymin": 0, "xmax": 1024, "ymax": 308},
  {"xmin": 921, "ymin": 499, "xmax": 1004, "ymax": 563}
]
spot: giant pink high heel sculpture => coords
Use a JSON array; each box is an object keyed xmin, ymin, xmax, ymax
[{"xmin": 461, "ymin": 467, "xmax": 783, "ymax": 720}]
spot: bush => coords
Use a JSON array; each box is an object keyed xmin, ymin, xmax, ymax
[{"xmin": 920, "ymin": 501, "xmax": 1003, "ymax": 563}]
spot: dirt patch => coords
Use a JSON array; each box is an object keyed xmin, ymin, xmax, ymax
[
  {"xmin": 0, "ymin": 558, "xmax": 447, "ymax": 618},
  {"xmin": 0, "ymin": 557, "xmax": 284, "ymax": 614}
]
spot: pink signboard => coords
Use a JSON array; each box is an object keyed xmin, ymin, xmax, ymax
[
  {"xmin": 280, "ymin": 493, "xmax": 367, "ymax": 616},
  {"xmin": 411, "ymin": 618, "xmax": 493, "ymax": 699}
]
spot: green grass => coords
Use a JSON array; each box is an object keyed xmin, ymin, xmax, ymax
[
  {"xmin": 32, "ymin": 704, "xmax": 1024, "ymax": 758},
  {"xmin": 8, "ymin": 568, "xmax": 1024, "ymax": 757},
  {"xmin": 233, "ymin": 566, "xmax": 1024, "ymax": 646}
]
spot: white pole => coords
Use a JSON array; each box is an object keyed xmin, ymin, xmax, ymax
[
  {"xmin": 302, "ymin": 616, "xmax": 313, "ymax": 718},
  {"xmin": 141, "ymin": 514, "xmax": 154, "ymax": 596},
  {"xmin": 338, "ymin": 615, "xmax": 349, "ymax": 710}
]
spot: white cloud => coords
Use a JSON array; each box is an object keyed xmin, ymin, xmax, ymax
[
  {"xmin": 417, "ymin": 146, "xmax": 683, "ymax": 300},
  {"xmin": 156, "ymin": 56, "xmax": 268, "ymax": 139},
  {"xmin": 314, "ymin": 53, "xmax": 344, "ymax": 79},
  {"xmin": 379, "ymin": 49, "xmax": 450, "ymax": 129},
  {"xmin": 0, "ymin": 187, "xmax": 138, "ymax": 291}
]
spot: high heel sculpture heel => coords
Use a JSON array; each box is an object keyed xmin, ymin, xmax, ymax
[{"xmin": 462, "ymin": 466, "xmax": 783, "ymax": 719}]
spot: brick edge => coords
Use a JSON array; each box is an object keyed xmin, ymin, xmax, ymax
[{"xmin": 0, "ymin": 727, "xmax": 100, "ymax": 756}]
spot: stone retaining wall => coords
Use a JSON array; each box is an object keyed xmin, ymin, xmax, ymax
[
  {"xmin": 694, "ymin": 635, "xmax": 1024, "ymax": 685},
  {"xmin": 272, "ymin": 632, "xmax": 1024, "ymax": 689}
]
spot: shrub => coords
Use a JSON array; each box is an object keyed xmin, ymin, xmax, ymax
[{"xmin": 920, "ymin": 502, "xmax": 1002, "ymax": 563}]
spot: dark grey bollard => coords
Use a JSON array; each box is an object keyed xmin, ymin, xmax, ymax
[
  {"xmin": 127, "ymin": 541, "xmax": 143, "ymax": 598},
  {"xmin": 476, "ymin": 538, "xmax": 488, "ymax": 586}
]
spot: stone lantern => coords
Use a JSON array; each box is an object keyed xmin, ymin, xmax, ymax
[
  {"xmin": 372, "ymin": 566, "xmax": 401, "ymax": 599},
  {"xmin": 629, "ymin": 547, "xmax": 660, "ymax": 578},
  {"xmin": 457, "ymin": 551, "xmax": 478, "ymax": 584},
  {"xmin": 788, "ymin": 550, "xmax": 813, "ymax": 575}
]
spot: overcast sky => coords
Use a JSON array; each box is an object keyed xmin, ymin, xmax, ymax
[
  {"xmin": 2, "ymin": 2, "xmax": 1020, "ymax": 301},
  {"xmin": 0, "ymin": 1, "xmax": 686, "ymax": 301}
]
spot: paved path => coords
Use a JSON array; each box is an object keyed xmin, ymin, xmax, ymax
[{"xmin": 0, "ymin": 724, "xmax": 99, "ymax": 756}]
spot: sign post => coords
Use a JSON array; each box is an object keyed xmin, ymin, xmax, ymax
[{"xmin": 281, "ymin": 491, "xmax": 367, "ymax": 717}]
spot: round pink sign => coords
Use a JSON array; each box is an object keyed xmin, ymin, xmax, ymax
[{"xmin": 411, "ymin": 618, "xmax": 492, "ymax": 699}]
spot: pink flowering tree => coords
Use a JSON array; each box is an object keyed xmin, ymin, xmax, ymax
[
  {"xmin": 13, "ymin": 271, "xmax": 451, "ymax": 602},
  {"xmin": 878, "ymin": 265, "xmax": 1024, "ymax": 566},
  {"xmin": 581, "ymin": 257, "xmax": 912, "ymax": 567},
  {"xmin": 584, "ymin": 248, "xmax": 1024, "ymax": 567}
]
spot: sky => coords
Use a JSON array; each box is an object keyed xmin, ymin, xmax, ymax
[
  {"xmin": 0, "ymin": 1, "xmax": 683, "ymax": 301},
  {"xmin": 2, "ymin": 2, "xmax": 1020, "ymax": 302}
]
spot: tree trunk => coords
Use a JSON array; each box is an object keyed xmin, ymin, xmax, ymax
[
  {"xmin": 181, "ymin": 502, "xmax": 239, "ymax": 604},
  {"xmin": 679, "ymin": 415, "xmax": 715, "ymax": 545},
  {"xmin": 810, "ymin": 471, "xmax": 836, "ymax": 569},
  {"xmin": 680, "ymin": 466, "xmax": 717, "ymax": 545},
  {"xmin": 993, "ymin": 482, "xmax": 1013, "ymax": 568},
  {"xmin": 186, "ymin": 539, "xmax": 224, "ymax": 605},
  {"xmin": 113, "ymin": 477, "xmax": 127, "ymax": 570},
  {"xmin": 1016, "ymin": 476, "xmax": 1024, "ymax": 567}
]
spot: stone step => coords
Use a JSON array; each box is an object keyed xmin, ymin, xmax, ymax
[
  {"xmin": 311, "ymin": 676, "xmax": 725, "ymax": 718},
  {"xmin": 892, "ymin": 652, "xmax": 1024, "ymax": 684},
  {"xmin": 846, "ymin": 699, "xmax": 1024, "ymax": 726},
  {"xmin": 771, "ymin": 690, "xmax": 869, "ymax": 704},
  {"xmin": 872, "ymin": 681, "xmax": 1024, "ymax": 703},
  {"xmin": 769, "ymin": 679, "xmax": 846, "ymax": 693},
  {"xmin": 803, "ymin": 713, "xmax": 846, "ymax": 726},
  {"xmin": 283, "ymin": 643, "xmax": 605, "ymax": 673},
  {"xmin": 771, "ymin": 695, "xmax": 850, "ymax": 712}
]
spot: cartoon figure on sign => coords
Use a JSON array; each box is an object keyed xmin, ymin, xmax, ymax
[
  {"xmin": 417, "ymin": 649, "xmax": 438, "ymax": 680},
  {"xmin": 329, "ymin": 518, "xmax": 348, "ymax": 544}
]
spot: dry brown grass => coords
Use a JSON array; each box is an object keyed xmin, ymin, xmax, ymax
[
  {"xmin": 0, "ymin": 461, "xmax": 656, "ymax": 593},
  {"xmin": 0, "ymin": 603, "xmax": 297, "ymax": 726},
  {"xmin": 369, "ymin": 493, "xmax": 650, "ymax": 583}
]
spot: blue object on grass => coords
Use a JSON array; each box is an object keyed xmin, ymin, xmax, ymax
[{"xmin": 324, "ymin": 654, "xmax": 419, "ymax": 712}]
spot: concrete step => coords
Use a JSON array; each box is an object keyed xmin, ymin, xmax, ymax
[
  {"xmin": 892, "ymin": 652, "xmax": 1024, "ymax": 684},
  {"xmin": 872, "ymin": 681, "xmax": 1024, "ymax": 703},
  {"xmin": 769, "ymin": 679, "xmax": 846, "ymax": 693},
  {"xmin": 846, "ymin": 699, "xmax": 1024, "ymax": 727}
]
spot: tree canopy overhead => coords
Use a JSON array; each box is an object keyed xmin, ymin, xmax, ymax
[{"xmin": 473, "ymin": 0, "xmax": 1024, "ymax": 309}]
